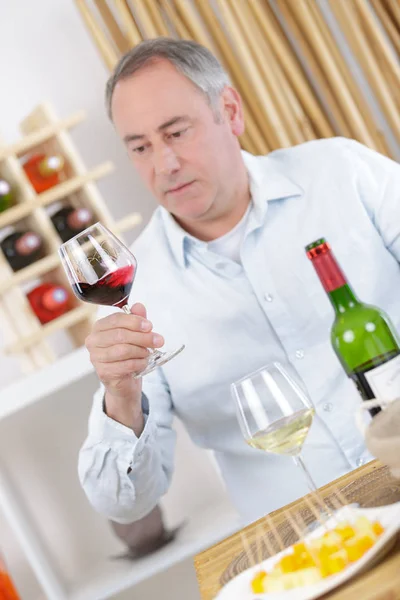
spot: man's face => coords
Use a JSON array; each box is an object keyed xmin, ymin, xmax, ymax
[{"xmin": 111, "ymin": 59, "xmax": 244, "ymax": 225}]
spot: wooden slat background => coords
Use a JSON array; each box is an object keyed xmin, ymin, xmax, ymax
[{"xmin": 74, "ymin": 0, "xmax": 400, "ymax": 157}]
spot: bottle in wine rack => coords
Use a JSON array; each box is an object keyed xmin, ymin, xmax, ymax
[
  {"xmin": 306, "ymin": 238, "xmax": 400, "ymax": 417},
  {"xmin": 22, "ymin": 152, "xmax": 65, "ymax": 193},
  {"xmin": 27, "ymin": 283, "xmax": 71, "ymax": 324},
  {"xmin": 0, "ymin": 230, "xmax": 43, "ymax": 271},
  {"xmin": 0, "ymin": 178, "xmax": 15, "ymax": 212},
  {"xmin": 51, "ymin": 206, "xmax": 93, "ymax": 242},
  {"xmin": 0, "ymin": 550, "xmax": 21, "ymax": 600}
]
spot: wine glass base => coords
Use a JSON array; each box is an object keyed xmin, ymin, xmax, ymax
[{"xmin": 133, "ymin": 344, "xmax": 185, "ymax": 378}]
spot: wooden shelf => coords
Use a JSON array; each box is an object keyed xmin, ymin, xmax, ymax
[
  {"xmin": 0, "ymin": 103, "xmax": 143, "ymax": 372},
  {"xmin": 37, "ymin": 161, "xmax": 114, "ymax": 207},
  {"xmin": 0, "ymin": 254, "xmax": 61, "ymax": 293},
  {"xmin": 0, "ymin": 346, "xmax": 93, "ymax": 421},
  {"xmin": 0, "ymin": 103, "xmax": 148, "ymax": 600},
  {"xmin": 0, "ymin": 201, "xmax": 33, "ymax": 229},
  {"xmin": 0, "ymin": 162, "xmax": 114, "ymax": 229},
  {"xmin": 0, "ymin": 111, "xmax": 86, "ymax": 160},
  {"xmin": 113, "ymin": 212, "xmax": 143, "ymax": 233},
  {"xmin": 70, "ymin": 503, "xmax": 240, "ymax": 600},
  {"xmin": 3, "ymin": 304, "xmax": 96, "ymax": 354}
]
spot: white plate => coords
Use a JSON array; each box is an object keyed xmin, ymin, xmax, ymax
[{"xmin": 215, "ymin": 502, "xmax": 400, "ymax": 600}]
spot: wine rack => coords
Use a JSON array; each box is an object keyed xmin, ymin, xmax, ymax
[{"xmin": 0, "ymin": 103, "xmax": 142, "ymax": 373}]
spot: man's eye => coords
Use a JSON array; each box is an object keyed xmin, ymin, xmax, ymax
[
  {"xmin": 170, "ymin": 129, "xmax": 187, "ymax": 139},
  {"xmin": 132, "ymin": 145, "xmax": 146, "ymax": 154}
]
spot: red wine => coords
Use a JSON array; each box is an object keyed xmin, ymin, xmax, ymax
[
  {"xmin": 72, "ymin": 265, "xmax": 135, "ymax": 308},
  {"xmin": 51, "ymin": 206, "xmax": 93, "ymax": 242},
  {"xmin": 1, "ymin": 231, "xmax": 43, "ymax": 271},
  {"xmin": 27, "ymin": 283, "xmax": 71, "ymax": 324}
]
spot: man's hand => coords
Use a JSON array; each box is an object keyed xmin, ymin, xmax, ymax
[{"xmin": 85, "ymin": 303, "xmax": 164, "ymax": 434}]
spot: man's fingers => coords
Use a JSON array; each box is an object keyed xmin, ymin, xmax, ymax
[
  {"xmin": 86, "ymin": 303, "xmax": 165, "ymax": 386},
  {"xmin": 130, "ymin": 302, "xmax": 147, "ymax": 319},
  {"xmin": 87, "ymin": 329, "xmax": 164, "ymax": 350},
  {"xmin": 90, "ymin": 343, "xmax": 150, "ymax": 363},
  {"xmin": 94, "ymin": 312, "xmax": 152, "ymax": 333},
  {"xmin": 96, "ymin": 358, "xmax": 149, "ymax": 381}
]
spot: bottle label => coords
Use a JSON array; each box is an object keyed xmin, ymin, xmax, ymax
[{"xmin": 365, "ymin": 354, "xmax": 400, "ymax": 403}]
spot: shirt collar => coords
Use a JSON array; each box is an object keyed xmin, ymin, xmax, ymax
[
  {"xmin": 160, "ymin": 150, "xmax": 304, "ymax": 268},
  {"xmin": 242, "ymin": 150, "xmax": 303, "ymax": 221}
]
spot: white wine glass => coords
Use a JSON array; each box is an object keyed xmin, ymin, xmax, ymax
[
  {"xmin": 231, "ymin": 361, "xmax": 318, "ymax": 493},
  {"xmin": 58, "ymin": 222, "xmax": 185, "ymax": 378}
]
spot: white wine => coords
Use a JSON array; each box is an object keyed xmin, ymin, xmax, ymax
[{"xmin": 247, "ymin": 408, "xmax": 315, "ymax": 456}]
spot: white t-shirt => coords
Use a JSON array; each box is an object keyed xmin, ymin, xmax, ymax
[{"xmin": 207, "ymin": 202, "xmax": 252, "ymax": 263}]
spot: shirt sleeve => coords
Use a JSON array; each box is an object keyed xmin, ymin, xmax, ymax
[
  {"xmin": 342, "ymin": 138, "xmax": 400, "ymax": 261},
  {"xmin": 78, "ymin": 367, "xmax": 176, "ymax": 524}
]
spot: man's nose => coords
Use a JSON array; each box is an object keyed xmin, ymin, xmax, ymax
[{"xmin": 153, "ymin": 145, "xmax": 180, "ymax": 176}]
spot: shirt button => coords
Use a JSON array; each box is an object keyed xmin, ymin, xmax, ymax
[
  {"xmin": 215, "ymin": 261, "xmax": 225, "ymax": 270},
  {"xmin": 357, "ymin": 457, "xmax": 366, "ymax": 467},
  {"xmin": 295, "ymin": 349, "xmax": 304, "ymax": 359},
  {"xmin": 265, "ymin": 293, "xmax": 273, "ymax": 302},
  {"xmin": 323, "ymin": 402, "xmax": 333, "ymax": 412}
]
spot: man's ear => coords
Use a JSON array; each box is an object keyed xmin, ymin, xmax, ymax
[{"xmin": 220, "ymin": 86, "xmax": 245, "ymax": 137}]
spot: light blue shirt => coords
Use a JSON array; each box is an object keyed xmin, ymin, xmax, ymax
[{"xmin": 79, "ymin": 137, "xmax": 400, "ymax": 525}]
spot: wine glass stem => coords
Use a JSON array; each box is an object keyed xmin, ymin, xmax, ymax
[
  {"xmin": 293, "ymin": 455, "xmax": 333, "ymax": 521},
  {"xmin": 292, "ymin": 454, "xmax": 318, "ymax": 493}
]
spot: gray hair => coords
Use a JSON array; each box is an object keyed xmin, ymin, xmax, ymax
[{"xmin": 105, "ymin": 37, "xmax": 231, "ymax": 120}]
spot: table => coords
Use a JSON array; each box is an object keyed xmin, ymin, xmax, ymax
[{"xmin": 194, "ymin": 461, "xmax": 400, "ymax": 600}]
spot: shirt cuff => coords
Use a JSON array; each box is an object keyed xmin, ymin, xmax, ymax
[{"xmin": 90, "ymin": 386, "xmax": 154, "ymax": 451}]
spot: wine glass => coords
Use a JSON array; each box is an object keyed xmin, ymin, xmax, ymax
[
  {"xmin": 231, "ymin": 361, "xmax": 318, "ymax": 493},
  {"xmin": 58, "ymin": 222, "xmax": 185, "ymax": 377}
]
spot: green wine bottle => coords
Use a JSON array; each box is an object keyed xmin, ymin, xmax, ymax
[
  {"xmin": 306, "ymin": 238, "xmax": 400, "ymax": 417},
  {"xmin": 0, "ymin": 178, "xmax": 14, "ymax": 213}
]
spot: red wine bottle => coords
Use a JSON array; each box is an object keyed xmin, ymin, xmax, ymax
[
  {"xmin": 27, "ymin": 283, "xmax": 70, "ymax": 324},
  {"xmin": 0, "ymin": 178, "xmax": 14, "ymax": 212},
  {"xmin": 0, "ymin": 549, "xmax": 21, "ymax": 599},
  {"xmin": 72, "ymin": 265, "xmax": 135, "ymax": 308},
  {"xmin": 51, "ymin": 206, "xmax": 93, "ymax": 242},
  {"xmin": 306, "ymin": 238, "xmax": 400, "ymax": 416},
  {"xmin": 23, "ymin": 153, "xmax": 65, "ymax": 193},
  {"xmin": 1, "ymin": 231, "xmax": 43, "ymax": 271}
]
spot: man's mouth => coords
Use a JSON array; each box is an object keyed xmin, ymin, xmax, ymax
[{"xmin": 166, "ymin": 181, "xmax": 195, "ymax": 195}]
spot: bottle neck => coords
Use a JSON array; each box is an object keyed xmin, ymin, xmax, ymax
[
  {"xmin": 328, "ymin": 284, "xmax": 359, "ymax": 314},
  {"xmin": 38, "ymin": 155, "xmax": 64, "ymax": 178},
  {"xmin": 308, "ymin": 244, "xmax": 359, "ymax": 314}
]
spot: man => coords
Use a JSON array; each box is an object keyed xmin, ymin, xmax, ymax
[{"xmin": 79, "ymin": 38, "xmax": 400, "ymax": 525}]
